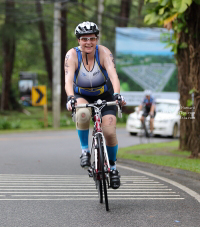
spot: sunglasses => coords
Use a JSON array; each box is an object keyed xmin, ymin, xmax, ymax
[{"xmin": 79, "ymin": 37, "xmax": 97, "ymax": 42}]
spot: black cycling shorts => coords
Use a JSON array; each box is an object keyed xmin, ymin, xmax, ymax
[
  {"xmin": 74, "ymin": 91, "xmax": 116, "ymax": 117},
  {"xmin": 142, "ymin": 110, "xmax": 156, "ymax": 118}
]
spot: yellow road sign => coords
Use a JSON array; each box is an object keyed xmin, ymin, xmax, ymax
[{"xmin": 32, "ymin": 86, "xmax": 47, "ymax": 106}]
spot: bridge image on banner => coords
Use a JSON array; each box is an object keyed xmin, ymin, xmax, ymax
[{"xmin": 115, "ymin": 27, "xmax": 178, "ymax": 105}]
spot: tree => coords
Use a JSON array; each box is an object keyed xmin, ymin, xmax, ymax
[
  {"xmin": 1, "ymin": 0, "xmax": 16, "ymax": 110},
  {"xmin": 119, "ymin": 0, "xmax": 132, "ymax": 27},
  {"xmin": 138, "ymin": 0, "xmax": 144, "ymax": 17},
  {"xmin": 35, "ymin": 0, "xmax": 53, "ymax": 89},
  {"xmin": 144, "ymin": 0, "xmax": 200, "ymax": 157},
  {"xmin": 61, "ymin": 2, "xmax": 67, "ymax": 108},
  {"xmin": 185, "ymin": 3, "xmax": 200, "ymax": 158}
]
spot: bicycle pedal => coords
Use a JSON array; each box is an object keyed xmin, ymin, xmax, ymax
[{"xmin": 88, "ymin": 168, "xmax": 93, "ymax": 177}]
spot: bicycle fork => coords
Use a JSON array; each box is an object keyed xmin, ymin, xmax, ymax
[
  {"xmin": 95, "ymin": 133, "xmax": 110, "ymax": 172},
  {"xmin": 88, "ymin": 134, "xmax": 110, "ymax": 180}
]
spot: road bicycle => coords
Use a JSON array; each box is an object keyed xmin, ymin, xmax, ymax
[
  {"xmin": 137, "ymin": 113, "xmax": 151, "ymax": 143},
  {"xmin": 72, "ymin": 99, "xmax": 122, "ymax": 211}
]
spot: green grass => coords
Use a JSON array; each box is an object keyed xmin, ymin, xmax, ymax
[
  {"xmin": 0, "ymin": 106, "xmax": 75, "ymax": 132},
  {"xmin": 118, "ymin": 141, "xmax": 200, "ymax": 174},
  {"xmin": 0, "ymin": 106, "xmax": 127, "ymax": 133}
]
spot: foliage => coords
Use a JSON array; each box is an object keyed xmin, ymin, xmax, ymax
[
  {"xmin": 0, "ymin": 117, "xmax": 21, "ymax": 129},
  {"xmin": 0, "ymin": 118, "xmax": 11, "ymax": 129},
  {"xmin": 0, "ymin": 105, "xmax": 127, "ymax": 131},
  {"xmin": 116, "ymin": 113, "xmax": 129, "ymax": 124},
  {"xmin": 0, "ymin": 106, "xmax": 75, "ymax": 130},
  {"xmin": 144, "ymin": 0, "xmax": 200, "ymax": 54},
  {"xmin": 186, "ymin": 88, "xmax": 197, "ymax": 107}
]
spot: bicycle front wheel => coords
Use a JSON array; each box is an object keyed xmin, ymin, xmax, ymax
[
  {"xmin": 97, "ymin": 134, "xmax": 109, "ymax": 211},
  {"xmin": 143, "ymin": 121, "xmax": 149, "ymax": 138},
  {"xmin": 97, "ymin": 179, "xmax": 103, "ymax": 203}
]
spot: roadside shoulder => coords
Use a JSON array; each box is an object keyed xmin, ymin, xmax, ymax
[
  {"xmin": 118, "ymin": 158, "xmax": 200, "ymax": 181},
  {"xmin": 118, "ymin": 157, "xmax": 200, "ymax": 197}
]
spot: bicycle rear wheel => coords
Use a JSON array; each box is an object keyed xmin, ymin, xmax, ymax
[{"xmin": 97, "ymin": 134, "xmax": 109, "ymax": 211}]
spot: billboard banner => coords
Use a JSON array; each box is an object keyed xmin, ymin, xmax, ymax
[{"xmin": 115, "ymin": 27, "xmax": 179, "ymax": 106}]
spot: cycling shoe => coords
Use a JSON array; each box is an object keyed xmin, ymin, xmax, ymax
[
  {"xmin": 80, "ymin": 152, "xmax": 91, "ymax": 168},
  {"xmin": 109, "ymin": 169, "xmax": 120, "ymax": 189}
]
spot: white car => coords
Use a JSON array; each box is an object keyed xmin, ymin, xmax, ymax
[{"xmin": 126, "ymin": 99, "xmax": 180, "ymax": 138}]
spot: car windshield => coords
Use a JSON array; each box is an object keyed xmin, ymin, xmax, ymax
[{"xmin": 156, "ymin": 103, "xmax": 178, "ymax": 113}]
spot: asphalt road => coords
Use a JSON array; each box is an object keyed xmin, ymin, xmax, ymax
[{"xmin": 0, "ymin": 128, "xmax": 200, "ymax": 227}]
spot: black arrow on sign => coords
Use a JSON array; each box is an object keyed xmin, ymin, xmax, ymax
[{"xmin": 35, "ymin": 88, "xmax": 44, "ymax": 103}]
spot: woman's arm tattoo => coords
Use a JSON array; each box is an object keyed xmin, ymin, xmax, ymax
[
  {"xmin": 110, "ymin": 54, "xmax": 116, "ymax": 68},
  {"xmin": 65, "ymin": 55, "xmax": 70, "ymax": 75}
]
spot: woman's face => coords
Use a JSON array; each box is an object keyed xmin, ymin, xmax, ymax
[{"xmin": 78, "ymin": 34, "xmax": 98, "ymax": 54}]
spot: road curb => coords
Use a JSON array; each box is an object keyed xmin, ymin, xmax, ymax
[{"xmin": 118, "ymin": 158, "xmax": 200, "ymax": 181}]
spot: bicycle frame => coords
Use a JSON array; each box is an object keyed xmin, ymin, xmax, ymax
[{"xmin": 91, "ymin": 107, "xmax": 110, "ymax": 174}]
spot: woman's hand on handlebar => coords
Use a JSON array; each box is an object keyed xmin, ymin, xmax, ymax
[
  {"xmin": 66, "ymin": 96, "xmax": 77, "ymax": 111},
  {"xmin": 113, "ymin": 93, "xmax": 126, "ymax": 107}
]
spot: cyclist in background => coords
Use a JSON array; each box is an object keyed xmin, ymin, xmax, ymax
[
  {"xmin": 137, "ymin": 90, "xmax": 156, "ymax": 137},
  {"xmin": 65, "ymin": 21, "xmax": 126, "ymax": 189}
]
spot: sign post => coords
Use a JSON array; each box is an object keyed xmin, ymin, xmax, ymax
[{"xmin": 32, "ymin": 85, "xmax": 48, "ymax": 127}]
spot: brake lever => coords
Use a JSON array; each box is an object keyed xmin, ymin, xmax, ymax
[
  {"xmin": 71, "ymin": 99, "xmax": 76, "ymax": 122},
  {"xmin": 117, "ymin": 104, "xmax": 122, "ymax": 118}
]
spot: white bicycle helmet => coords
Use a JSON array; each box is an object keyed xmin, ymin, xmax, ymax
[
  {"xmin": 75, "ymin": 21, "xmax": 99, "ymax": 38},
  {"xmin": 144, "ymin": 90, "xmax": 152, "ymax": 96}
]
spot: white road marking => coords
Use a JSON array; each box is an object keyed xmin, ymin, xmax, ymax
[
  {"xmin": 0, "ymin": 174, "xmax": 184, "ymax": 201},
  {"xmin": 0, "ymin": 180, "xmax": 159, "ymax": 184},
  {"xmin": 0, "ymin": 186, "xmax": 169, "ymax": 189},
  {"xmin": 0, "ymin": 175, "xmax": 146, "ymax": 179},
  {"xmin": 118, "ymin": 164, "xmax": 200, "ymax": 203},
  {"xmin": 123, "ymin": 184, "xmax": 164, "ymax": 185},
  {"xmin": 0, "ymin": 192, "xmax": 176, "ymax": 194},
  {"xmin": 0, "ymin": 183, "xmax": 164, "ymax": 186},
  {"xmin": 11, "ymin": 194, "xmax": 180, "ymax": 197},
  {"xmin": 0, "ymin": 183, "xmax": 95, "ymax": 186},
  {"xmin": 0, "ymin": 174, "xmax": 145, "ymax": 177},
  {"xmin": 0, "ymin": 188, "xmax": 173, "ymax": 191},
  {"xmin": 121, "ymin": 186, "xmax": 168, "ymax": 188},
  {"xmin": 0, "ymin": 198, "xmax": 185, "ymax": 201}
]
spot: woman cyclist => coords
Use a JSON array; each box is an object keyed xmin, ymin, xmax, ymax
[{"xmin": 65, "ymin": 21, "xmax": 126, "ymax": 189}]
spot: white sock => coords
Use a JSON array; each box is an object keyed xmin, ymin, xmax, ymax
[
  {"xmin": 82, "ymin": 148, "xmax": 90, "ymax": 154},
  {"xmin": 110, "ymin": 164, "xmax": 116, "ymax": 170}
]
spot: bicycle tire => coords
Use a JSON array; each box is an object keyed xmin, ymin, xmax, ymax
[
  {"xmin": 97, "ymin": 179, "xmax": 103, "ymax": 203},
  {"xmin": 143, "ymin": 120, "xmax": 149, "ymax": 138},
  {"xmin": 97, "ymin": 134, "xmax": 109, "ymax": 211},
  {"xmin": 91, "ymin": 141, "xmax": 103, "ymax": 203}
]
